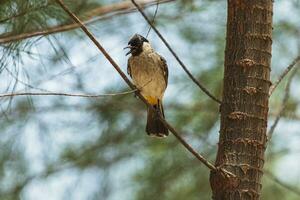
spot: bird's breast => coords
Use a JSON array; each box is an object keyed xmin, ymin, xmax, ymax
[{"xmin": 129, "ymin": 53, "xmax": 166, "ymax": 100}]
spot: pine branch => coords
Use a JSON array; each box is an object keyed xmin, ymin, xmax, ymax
[
  {"xmin": 131, "ymin": 0, "xmax": 222, "ymax": 104},
  {"xmin": 0, "ymin": 3, "xmax": 49, "ymax": 23},
  {"xmin": 269, "ymin": 55, "xmax": 300, "ymax": 96},
  {"xmin": 0, "ymin": 0, "xmax": 174, "ymax": 44},
  {"xmin": 54, "ymin": 0, "xmax": 235, "ymax": 177}
]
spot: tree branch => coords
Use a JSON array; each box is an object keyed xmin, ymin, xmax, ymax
[
  {"xmin": 131, "ymin": 0, "xmax": 222, "ymax": 104},
  {"xmin": 0, "ymin": 90, "xmax": 137, "ymax": 99},
  {"xmin": 54, "ymin": 0, "xmax": 231, "ymax": 175},
  {"xmin": 0, "ymin": 0, "xmax": 174, "ymax": 44},
  {"xmin": 267, "ymin": 66, "xmax": 299, "ymax": 140},
  {"xmin": 269, "ymin": 55, "xmax": 300, "ymax": 96}
]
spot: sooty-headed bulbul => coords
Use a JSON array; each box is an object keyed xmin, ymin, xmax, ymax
[{"xmin": 125, "ymin": 34, "xmax": 169, "ymax": 137}]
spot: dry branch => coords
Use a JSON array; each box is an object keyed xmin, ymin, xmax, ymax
[
  {"xmin": 131, "ymin": 0, "xmax": 222, "ymax": 104},
  {"xmin": 55, "ymin": 0, "xmax": 229, "ymax": 174},
  {"xmin": 0, "ymin": 90, "xmax": 137, "ymax": 99},
  {"xmin": 0, "ymin": 0, "xmax": 174, "ymax": 44},
  {"xmin": 269, "ymin": 55, "xmax": 300, "ymax": 96}
]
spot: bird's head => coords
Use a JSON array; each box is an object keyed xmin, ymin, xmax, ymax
[{"xmin": 124, "ymin": 34, "xmax": 149, "ymax": 56}]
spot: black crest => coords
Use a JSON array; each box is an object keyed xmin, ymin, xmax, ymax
[
  {"xmin": 128, "ymin": 34, "xmax": 148, "ymax": 46},
  {"xmin": 125, "ymin": 34, "xmax": 149, "ymax": 56}
]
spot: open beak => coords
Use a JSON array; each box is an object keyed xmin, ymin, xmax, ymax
[{"xmin": 124, "ymin": 45, "xmax": 134, "ymax": 56}]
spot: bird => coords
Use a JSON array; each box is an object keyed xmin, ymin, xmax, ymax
[{"xmin": 125, "ymin": 34, "xmax": 169, "ymax": 138}]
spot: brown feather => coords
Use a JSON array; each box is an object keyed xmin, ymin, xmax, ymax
[{"xmin": 146, "ymin": 101, "xmax": 168, "ymax": 137}]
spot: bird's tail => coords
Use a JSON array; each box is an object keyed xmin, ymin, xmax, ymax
[{"xmin": 146, "ymin": 100, "xmax": 169, "ymax": 138}]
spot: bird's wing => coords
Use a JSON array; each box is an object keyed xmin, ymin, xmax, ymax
[
  {"xmin": 157, "ymin": 53, "xmax": 168, "ymax": 86},
  {"xmin": 127, "ymin": 58, "xmax": 132, "ymax": 78}
]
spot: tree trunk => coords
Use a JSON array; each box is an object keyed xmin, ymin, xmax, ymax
[{"xmin": 210, "ymin": 1, "xmax": 273, "ymax": 199}]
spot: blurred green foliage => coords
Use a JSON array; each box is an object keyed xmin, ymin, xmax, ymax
[{"xmin": 0, "ymin": 0, "xmax": 300, "ymax": 200}]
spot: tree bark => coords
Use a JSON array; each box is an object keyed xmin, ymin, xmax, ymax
[{"xmin": 210, "ymin": 1, "xmax": 273, "ymax": 199}]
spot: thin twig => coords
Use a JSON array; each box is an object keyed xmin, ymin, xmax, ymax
[
  {"xmin": 269, "ymin": 55, "xmax": 300, "ymax": 96},
  {"xmin": 267, "ymin": 66, "xmax": 299, "ymax": 140},
  {"xmin": 55, "ymin": 0, "xmax": 225, "ymax": 173},
  {"xmin": 145, "ymin": 0, "xmax": 159, "ymax": 38},
  {"xmin": 131, "ymin": 0, "xmax": 222, "ymax": 104},
  {"xmin": 265, "ymin": 170, "xmax": 300, "ymax": 197},
  {"xmin": 0, "ymin": 0, "xmax": 174, "ymax": 44},
  {"xmin": 0, "ymin": 79, "xmax": 152, "ymax": 99},
  {"xmin": 0, "ymin": 90, "xmax": 137, "ymax": 99},
  {"xmin": 3, "ymin": 66, "xmax": 51, "ymax": 93}
]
